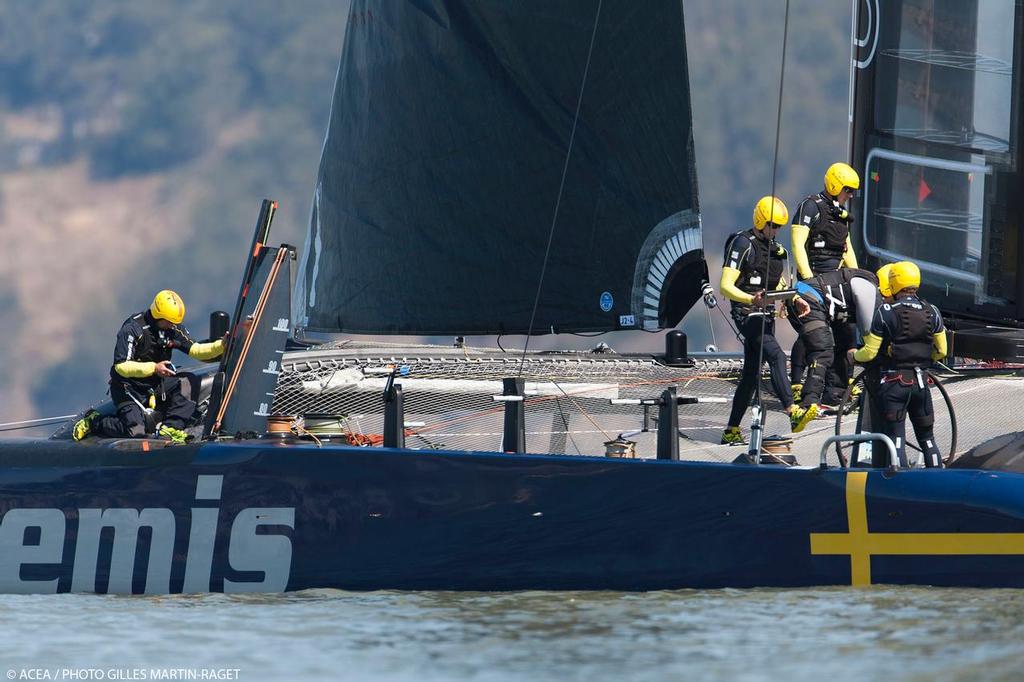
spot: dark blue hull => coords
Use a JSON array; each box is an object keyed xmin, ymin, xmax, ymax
[{"xmin": 3, "ymin": 438, "xmax": 1024, "ymax": 593}]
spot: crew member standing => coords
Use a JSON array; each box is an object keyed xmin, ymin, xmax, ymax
[
  {"xmin": 850, "ymin": 262, "xmax": 947, "ymax": 467},
  {"xmin": 720, "ymin": 196, "xmax": 812, "ymax": 445},
  {"xmin": 846, "ymin": 262, "xmax": 897, "ymax": 466},
  {"xmin": 790, "ymin": 162, "xmax": 861, "ymax": 409},
  {"xmin": 73, "ymin": 290, "xmax": 226, "ymax": 443}
]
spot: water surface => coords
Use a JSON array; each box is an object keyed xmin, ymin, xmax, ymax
[{"xmin": 2, "ymin": 588, "xmax": 1023, "ymax": 681}]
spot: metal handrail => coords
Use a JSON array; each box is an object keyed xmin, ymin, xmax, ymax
[{"xmin": 819, "ymin": 433, "xmax": 898, "ymax": 471}]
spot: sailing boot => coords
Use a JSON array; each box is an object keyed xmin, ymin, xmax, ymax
[
  {"xmin": 721, "ymin": 426, "xmax": 747, "ymax": 446},
  {"xmin": 791, "ymin": 383, "xmax": 803, "ymax": 405},
  {"xmin": 158, "ymin": 424, "xmax": 189, "ymax": 444},
  {"xmin": 72, "ymin": 410, "xmax": 100, "ymax": 442},
  {"xmin": 790, "ymin": 404, "xmax": 819, "ymax": 433},
  {"xmin": 848, "ymin": 378, "xmax": 862, "ymax": 398},
  {"xmin": 848, "ymin": 379, "xmax": 862, "ymax": 409},
  {"xmin": 831, "ymin": 379, "xmax": 862, "ymax": 415}
]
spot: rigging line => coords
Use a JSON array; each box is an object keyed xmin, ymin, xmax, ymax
[
  {"xmin": 704, "ymin": 304, "xmax": 718, "ymax": 350},
  {"xmin": 553, "ymin": 397, "xmax": 583, "ymax": 455},
  {"xmin": 291, "ymin": 422, "xmax": 323, "ymax": 448},
  {"xmin": 516, "ymin": 0, "xmax": 604, "ymax": 378},
  {"xmin": 715, "ymin": 303, "xmax": 742, "ymax": 342},
  {"xmin": 751, "ymin": 0, "xmax": 791, "ymax": 418},
  {"xmin": 572, "ymin": 328, "xmax": 662, "ymax": 336},
  {"xmin": 0, "ymin": 414, "xmax": 78, "ymax": 433},
  {"xmin": 0, "ymin": 411, "xmax": 76, "ymax": 428},
  {"xmin": 550, "ymin": 379, "xmax": 614, "ymax": 441}
]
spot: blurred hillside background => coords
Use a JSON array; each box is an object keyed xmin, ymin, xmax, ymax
[{"xmin": 0, "ymin": 0, "xmax": 848, "ymax": 428}]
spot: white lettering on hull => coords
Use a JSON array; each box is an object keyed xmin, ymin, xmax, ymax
[
  {"xmin": 0, "ymin": 509, "xmax": 65, "ymax": 594},
  {"xmin": 0, "ymin": 475, "xmax": 295, "ymax": 595}
]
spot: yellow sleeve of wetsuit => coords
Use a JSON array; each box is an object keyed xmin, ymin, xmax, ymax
[
  {"xmin": 115, "ymin": 360, "xmax": 157, "ymax": 378},
  {"xmin": 932, "ymin": 330, "xmax": 948, "ymax": 361},
  {"xmin": 791, "ymin": 225, "xmax": 812, "ymax": 279},
  {"xmin": 720, "ymin": 267, "xmax": 754, "ymax": 305},
  {"xmin": 842, "ymin": 235, "xmax": 858, "ymax": 269},
  {"xmin": 189, "ymin": 338, "xmax": 225, "ymax": 361},
  {"xmin": 853, "ymin": 332, "xmax": 883, "ymax": 363}
]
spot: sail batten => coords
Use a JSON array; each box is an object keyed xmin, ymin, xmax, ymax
[{"xmin": 295, "ymin": 0, "xmax": 705, "ymax": 335}]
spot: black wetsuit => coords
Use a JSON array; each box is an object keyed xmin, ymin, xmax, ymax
[
  {"xmin": 867, "ymin": 295, "xmax": 945, "ymax": 468},
  {"xmin": 94, "ymin": 311, "xmax": 199, "ymax": 438},
  {"xmin": 790, "ymin": 191, "xmax": 857, "ymax": 404},
  {"xmin": 723, "ymin": 229, "xmax": 793, "ymax": 427}
]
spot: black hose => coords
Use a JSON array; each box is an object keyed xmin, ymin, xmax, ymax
[{"xmin": 833, "ymin": 371, "xmax": 957, "ymax": 467}]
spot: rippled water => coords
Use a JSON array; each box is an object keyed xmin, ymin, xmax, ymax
[{"xmin": 2, "ymin": 588, "xmax": 1024, "ymax": 681}]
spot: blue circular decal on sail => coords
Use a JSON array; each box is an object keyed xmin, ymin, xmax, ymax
[{"xmin": 599, "ymin": 291, "xmax": 614, "ymax": 312}]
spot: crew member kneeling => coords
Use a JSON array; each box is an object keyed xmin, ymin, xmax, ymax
[
  {"xmin": 850, "ymin": 262, "xmax": 947, "ymax": 467},
  {"xmin": 73, "ymin": 290, "xmax": 225, "ymax": 443}
]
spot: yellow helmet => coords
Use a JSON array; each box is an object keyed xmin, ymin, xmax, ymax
[
  {"xmin": 752, "ymin": 195, "xmax": 789, "ymax": 230},
  {"xmin": 876, "ymin": 264, "xmax": 894, "ymax": 298},
  {"xmin": 824, "ymin": 162, "xmax": 860, "ymax": 196},
  {"xmin": 150, "ymin": 290, "xmax": 186, "ymax": 324},
  {"xmin": 888, "ymin": 261, "xmax": 921, "ymax": 296}
]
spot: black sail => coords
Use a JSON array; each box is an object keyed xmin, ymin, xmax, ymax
[{"xmin": 294, "ymin": 0, "xmax": 707, "ymax": 335}]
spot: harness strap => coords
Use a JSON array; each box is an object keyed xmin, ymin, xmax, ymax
[{"xmin": 823, "ymin": 283, "xmax": 847, "ymax": 320}]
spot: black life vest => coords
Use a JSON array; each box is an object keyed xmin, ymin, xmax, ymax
[
  {"xmin": 108, "ymin": 311, "xmax": 186, "ymax": 388},
  {"xmin": 129, "ymin": 313, "xmax": 177, "ymax": 364},
  {"xmin": 883, "ymin": 297, "xmax": 935, "ymax": 369},
  {"xmin": 805, "ymin": 192, "xmax": 852, "ymax": 272},
  {"xmin": 730, "ymin": 229, "xmax": 787, "ymax": 296}
]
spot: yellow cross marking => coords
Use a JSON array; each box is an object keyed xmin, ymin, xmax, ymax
[{"xmin": 810, "ymin": 471, "xmax": 1024, "ymax": 586}]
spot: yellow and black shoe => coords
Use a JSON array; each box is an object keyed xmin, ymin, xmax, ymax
[
  {"xmin": 158, "ymin": 425, "xmax": 189, "ymax": 444},
  {"xmin": 791, "ymin": 383, "xmax": 803, "ymax": 404},
  {"xmin": 720, "ymin": 426, "xmax": 747, "ymax": 446},
  {"xmin": 849, "ymin": 379, "xmax": 862, "ymax": 399},
  {"xmin": 790, "ymin": 404, "xmax": 819, "ymax": 433},
  {"xmin": 72, "ymin": 410, "xmax": 99, "ymax": 442}
]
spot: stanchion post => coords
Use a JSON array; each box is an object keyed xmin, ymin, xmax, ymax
[
  {"xmin": 383, "ymin": 383, "xmax": 405, "ymax": 449},
  {"xmin": 502, "ymin": 377, "xmax": 526, "ymax": 453},
  {"xmin": 657, "ymin": 386, "xmax": 680, "ymax": 461}
]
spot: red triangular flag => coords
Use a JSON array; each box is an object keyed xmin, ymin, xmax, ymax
[{"xmin": 918, "ymin": 177, "xmax": 931, "ymax": 204}]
